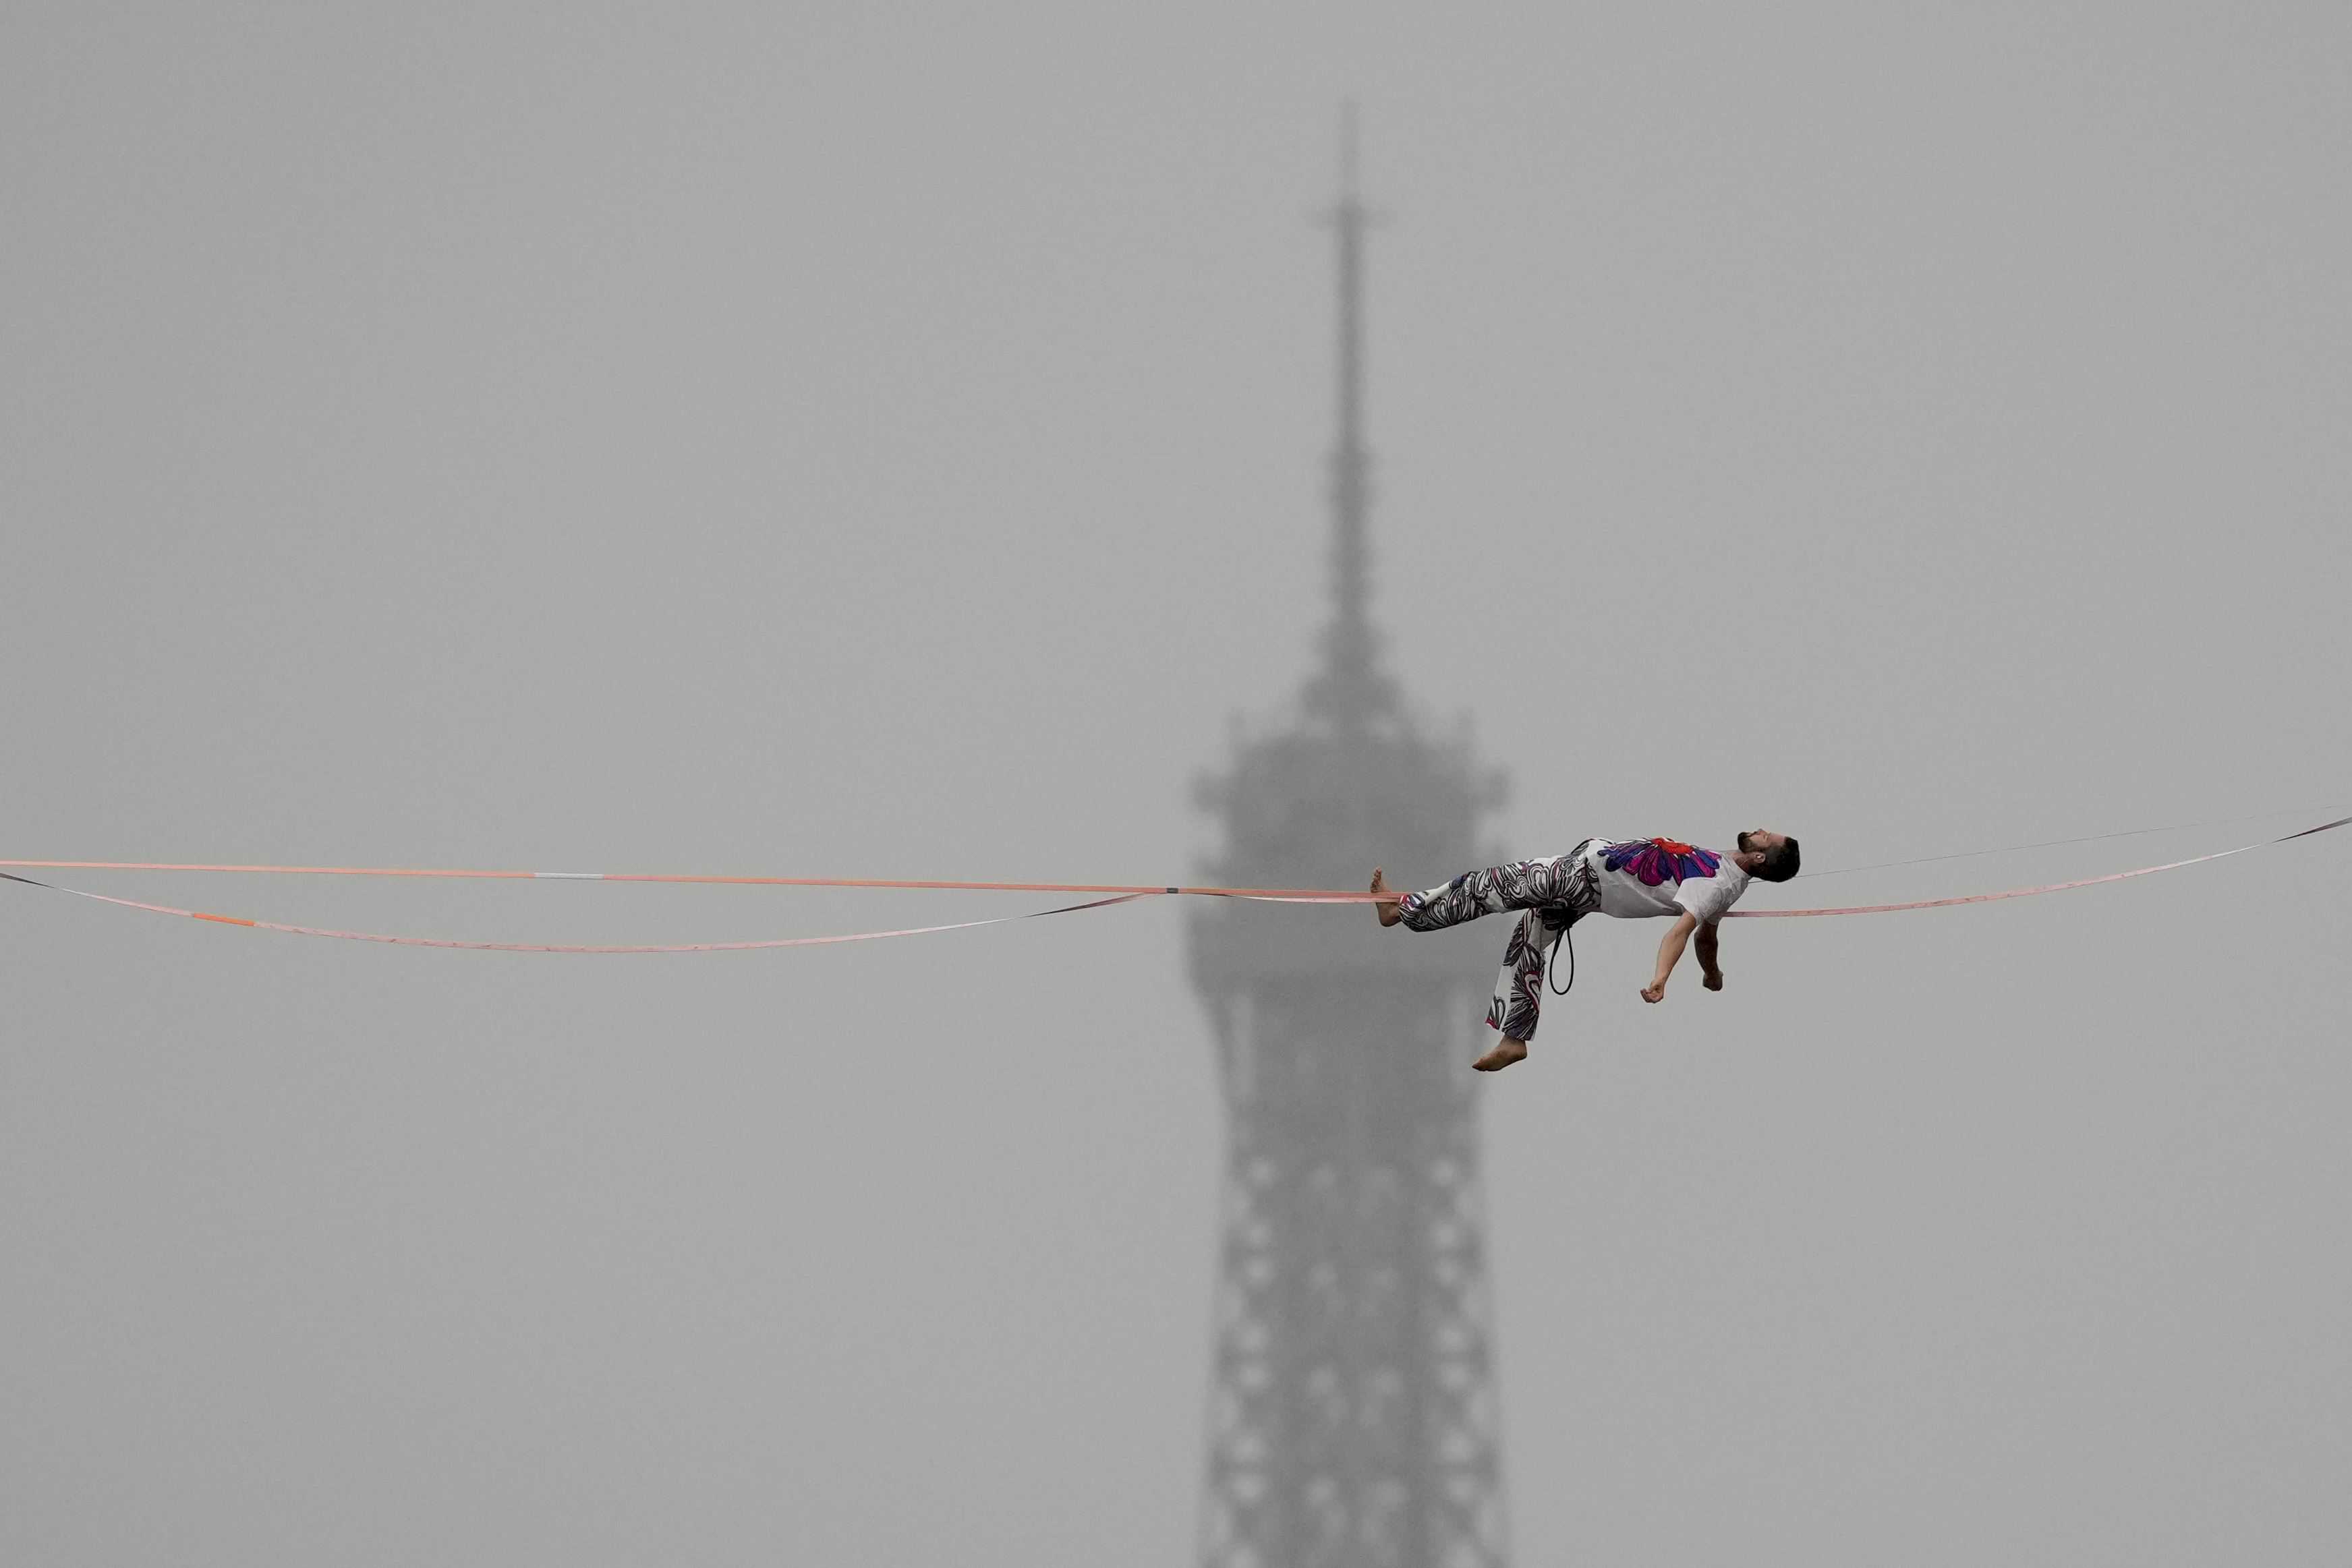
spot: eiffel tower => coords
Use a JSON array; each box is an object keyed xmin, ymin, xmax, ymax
[{"xmin": 1187, "ymin": 114, "xmax": 1511, "ymax": 1568}]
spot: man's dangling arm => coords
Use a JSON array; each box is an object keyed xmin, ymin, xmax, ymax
[
  {"xmin": 1642, "ymin": 912, "xmax": 1699, "ymax": 1003},
  {"xmin": 1694, "ymin": 919, "xmax": 1723, "ymax": 991}
]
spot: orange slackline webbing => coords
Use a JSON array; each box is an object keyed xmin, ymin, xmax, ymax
[
  {"xmin": 0, "ymin": 869, "xmax": 1153, "ymax": 954},
  {"xmin": 1, "ymin": 813, "xmax": 2344, "ymax": 954}
]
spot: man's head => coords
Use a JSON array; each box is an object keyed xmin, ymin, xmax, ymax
[{"xmin": 1737, "ymin": 828, "xmax": 1802, "ymax": 882}]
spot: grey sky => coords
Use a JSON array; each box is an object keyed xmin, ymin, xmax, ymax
[{"xmin": 5, "ymin": 3, "xmax": 2349, "ymax": 1563}]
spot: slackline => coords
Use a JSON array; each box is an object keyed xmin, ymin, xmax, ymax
[{"xmin": 1, "ymin": 813, "xmax": 2344, "ymax": 955}]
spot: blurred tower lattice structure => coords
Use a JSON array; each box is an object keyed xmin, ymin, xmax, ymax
[{"xmin": 1188, "ymin": 119, "xmax": 1511, "ymax": 1568}]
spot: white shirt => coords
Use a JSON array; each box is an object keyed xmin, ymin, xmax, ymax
[{"xmin": 1581, "ymin": 838, "xmax": 1752, "ymax": 924}]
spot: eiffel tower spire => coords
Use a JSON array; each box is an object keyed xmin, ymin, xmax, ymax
[{"xmin": 1304, "ymin": 101, "xmax": 1399, "ymax": 732}]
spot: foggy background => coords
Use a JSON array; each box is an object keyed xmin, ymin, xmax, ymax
[{"xmin": 5, "ymin": 3, "xmax": 2348, "ymax": 1563}]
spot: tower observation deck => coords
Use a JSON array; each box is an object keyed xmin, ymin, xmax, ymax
[{"xmin": 1187, "ymin": 119, "xmax": 1511, "ymax": 1568}]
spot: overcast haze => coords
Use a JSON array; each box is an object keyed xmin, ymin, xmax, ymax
[{"xmin": 5, "ymin": 4, "xmax": 2349, "ymax": 1563}]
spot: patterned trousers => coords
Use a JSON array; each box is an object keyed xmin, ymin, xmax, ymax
[{"xmin": 1396, "ymin": 843, "xmax": 1600, "ymax": 1041}]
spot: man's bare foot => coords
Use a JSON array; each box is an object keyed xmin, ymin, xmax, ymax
[
  {"xmin": 1472, "ymin": 1037, "xmax": 1529, "ymax": 1072},
  {"xmin": 1371, "ymin": 867, "xmax": 1404, "ymax": 928}
]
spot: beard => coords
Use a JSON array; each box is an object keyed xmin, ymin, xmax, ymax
[{"xmin": 1738, "ymin": 831, "xmax": 1758, "ymax": 852}]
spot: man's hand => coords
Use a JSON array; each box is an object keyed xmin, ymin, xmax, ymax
[
  {"xmin": 1640, "ymin": 981, "xmax": 1665, "ymax": 1004},
  {"xmin": 1695, "ymin": 921, "xmax": 1723, "ymax": 993}
]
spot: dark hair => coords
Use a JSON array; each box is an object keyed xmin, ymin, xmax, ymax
[{"xmin": 1755, "ymin": 836, "xmax": 1801, "ymax": 883}]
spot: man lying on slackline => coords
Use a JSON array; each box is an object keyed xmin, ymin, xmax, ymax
[{"xmin": 1370, "ymin": 830, "xmax": 1800, "ymax": 1072}]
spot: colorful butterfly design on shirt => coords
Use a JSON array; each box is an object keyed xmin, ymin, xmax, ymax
[{"xmin": 1601, "ymin": 837, "xmax": 1722, "ymax": 886}]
